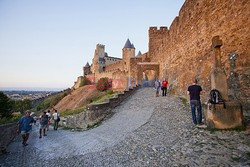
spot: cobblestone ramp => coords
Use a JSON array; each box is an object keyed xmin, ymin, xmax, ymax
[{"xmin": 0, "ymin": 88, "xmax": 250, "ymax": 167}]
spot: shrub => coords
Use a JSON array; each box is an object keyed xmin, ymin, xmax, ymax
[
  {"xmin": 13, "ymin": 99, "xmax": 32, "ymax": 114},
  {"xmin": 96, "ymin": 77, "xmax": 112, "ymax": 91},
  {"xmin": 80, "ymin": 76, "xmax": 91, "ymax": 87},
  {"xmin": 0, "ymin": 112, "xmax": 21, "ymax": 125},
  {"xmin": 0, "ymin": 92, "xmax": 13, "ymax": 118},
  {"xmin": 90, "ymin": 91, "xmax": 117, "ymax": 104},
  {"xmin": 36, "ymin": 89, "xmax": 71, "ymax": 111},
  {"xmin": 60, "ymin": 107, "xmax": 86, "ymax": 117}
]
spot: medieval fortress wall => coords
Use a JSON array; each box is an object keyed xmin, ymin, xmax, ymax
[
  {"xmin": 76, "ymin": 0, "xmax": 249, "ymax": 112},
  {"xmin": 148, "ymin": 0, "xmax": 250, "ymax": 111}
]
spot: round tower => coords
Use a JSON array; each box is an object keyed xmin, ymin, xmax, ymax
[
  {"xmin": 83, "ymin": 62, "xmax": 91, "ymax": 76},
  {"xmin": 122, "ymin": 38, "xmax": 135, "ymax": 72}
]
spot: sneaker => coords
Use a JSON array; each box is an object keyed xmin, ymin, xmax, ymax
[
  {"xmin": 44, "ymin": 134, "xmax": 47, "ymax": 136},
  {"xmin": 196, "ymin": 124, "xmax": 207, "ymax": 128},
  {"xmin": 39, "ymin": 136, "xmax": 42, "ymax": 139},
  {"xmin": 22, "ymin": 143, "xmax": 28, "ymax": 146}
]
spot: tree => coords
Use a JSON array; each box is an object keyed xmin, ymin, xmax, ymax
[
  {"xmin": 13, "ymin": 99, "xmax": 32, "ymax": 114},
  {"xmin": 0, "ymin": 92, "xmax": 13, "ymax": 118},
  {"xmin": 96, "ymin": 77, "xmax": 112, "ymax": 91},
  {"xmin": 80, "ymin": 76, "xmax": 91, "ymax": 87}
]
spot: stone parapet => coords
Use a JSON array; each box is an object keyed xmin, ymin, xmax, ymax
[{"xmin": 0, "ymin": 123, "xmax": 18, "ymax": 154}]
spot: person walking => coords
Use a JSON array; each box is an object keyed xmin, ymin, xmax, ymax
[
  {"xmin": 154, "ymin": 79, "xmax": 161, "ymax": 97},
  {"xmin": 39, "ymin": 112, "xmax": 48, "ymax": 138},
  {"xmin": 53, "ymin": 109, "xmax": 60, "ymax": 130},
  {"xmin": 17, "ymin": 111, "xmax": 35, "ymax": 146},
  {"xmin": 46, "ymin": 110, "xmax": 51, "ymax": 131},
  {"xmin": 187, "ymin": 78, "xmax": 203, "ymax": 126},
  {"xmin": 162, "ymin": 78, "xmax": 168, "ymax": 96}
]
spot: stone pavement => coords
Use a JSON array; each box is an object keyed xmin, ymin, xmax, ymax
[{"xmin": 0, "ymin": 88, "xmax": 249, "ymax": 167}]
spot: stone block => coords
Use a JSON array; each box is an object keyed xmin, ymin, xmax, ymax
[
  {"xmin": 0, "ymin": 123, "xmax": 18, "ymax": 154},
  {"xmin": 204, "ymin": 101, "xmax": 244, "ymax": 129}
]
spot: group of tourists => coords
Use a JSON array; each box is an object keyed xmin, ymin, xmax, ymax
[
  {"xmin": 154, "ymin": 78, "xmax": 168, "ymax": 97},
  {"xmin": 17, "ymin": 109, "xmax": 60, "ymax": 146},
  {"xmin": 155, "ymin": 77, "xmax": 203, "ymax": 127}
]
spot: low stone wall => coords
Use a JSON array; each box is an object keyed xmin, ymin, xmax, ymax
[
  {"xmin": 59, "ymin": 87, "xmax": 137, "ymax": 129},
  {"xmin": 0, "ymin": 123, "xmax": 18, "ymax": 154},
  {"xmin": 204, "ymin": 101, "xmax": 244, "ymax": 129}
]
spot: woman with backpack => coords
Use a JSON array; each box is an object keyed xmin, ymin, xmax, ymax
[{"xmin": 53, "ymin": 109, "xmax": 60, "ymax": 130}]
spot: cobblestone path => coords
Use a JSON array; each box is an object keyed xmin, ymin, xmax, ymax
[{"xmin": 0, "ymin": 88, "xmax": 249, "ymax": 167}]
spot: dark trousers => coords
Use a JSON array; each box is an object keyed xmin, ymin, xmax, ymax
[
  {"xmin": 54, "ymin": 120, "xmax": 59, "ymax": 130},
  {"xmin": 162, "ymin": 87, "xmax": 167, "ymax": 96},
  {"xmin": 190, "ymin": 100, "xmax": 202, "ymax": 125}
]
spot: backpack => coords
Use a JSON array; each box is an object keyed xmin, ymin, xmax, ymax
[{"xmin": 208, "ymin": 89, "xmax": 226, "ymax": 108}]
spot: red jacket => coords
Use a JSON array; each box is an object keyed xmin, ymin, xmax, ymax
[{"xmin": 162, "ymin": 80, "xmax": 168, "ymax": 88}]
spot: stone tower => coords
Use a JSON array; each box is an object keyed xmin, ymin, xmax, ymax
[
  {"xmin": 83, "ymin": 62, "xmax": 91, "ymax": 76},
  {"xmin": 92, "ymin": 44, "xmax": 105, "ymax": 73},
  {"xmin": 122, "ymin": 38, "xmax": 135, "ymax": 72}
]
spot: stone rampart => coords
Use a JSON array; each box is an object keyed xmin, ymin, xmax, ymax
[
  {"xmin": 112, "ymin": 70, "xmax": 128, "ymax": 90},
  {"xmin": 148, "ymin": 0, "xmax": 250, "ymax": 112}
]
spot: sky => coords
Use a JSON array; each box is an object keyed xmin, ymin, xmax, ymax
[{"xmin": 0, "ymin": 0, "xmax": 185, "ymax": 91}]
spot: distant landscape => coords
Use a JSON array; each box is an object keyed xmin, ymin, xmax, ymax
[
  {"xmin": 0, "ymin": 87, "xmax": 65, "ymax": 91},
  {"xmin": 2, "ymin": 90, "xmax": 57, "ymax": 101}
]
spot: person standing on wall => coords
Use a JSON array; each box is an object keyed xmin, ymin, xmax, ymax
[
  {"xmin": 53, "ymin": 109, "xmax": 60, "ymax": 130},
  {"xmin": 17, "ymin": 111, "xmax": 35, "ymax": 146},
  {"xmin": 187, "ymin": 78, "xmax": 203, "ymax": 126},
  {"xmin": 162, "ymin": 78, "xmax": 168, "ymax": 96}
]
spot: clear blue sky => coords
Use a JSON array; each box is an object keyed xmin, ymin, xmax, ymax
[{"xmin": 0, "ymin": 0, "xmax": 185, "ymax": 91}]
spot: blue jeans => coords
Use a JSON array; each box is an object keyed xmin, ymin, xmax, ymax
[{"xmin": 190, "ymin": 100, "xmax": 202, "ymax": 125}]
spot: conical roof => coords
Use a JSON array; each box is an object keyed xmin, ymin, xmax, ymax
[
  {"xmin": 85, "ymin": 62, "xmax": 90, "ymax": 67},
  {"xmin": 123, "ymin": 39, "xmax": 135, "ymax": 49},
  {"xmin": 137, "ymin": 51, "xmax": 142, "ymax": 56}
]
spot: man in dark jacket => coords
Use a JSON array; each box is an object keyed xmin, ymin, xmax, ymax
[{"xmin": 187, "ymin": 78, "xmax": 203, "ymax": 125}]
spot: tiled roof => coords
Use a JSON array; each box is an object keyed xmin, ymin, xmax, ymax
[
  {"xmin": 85, "ymin": 62, "xmax": 90, "ymax": 67},
  {"xmin": 137, "ymin": 51, "xmax": 142, "ymax": 56},
  {"xmin": 123, "ymin": 38, "xmax": 135, "ymax": 49}
]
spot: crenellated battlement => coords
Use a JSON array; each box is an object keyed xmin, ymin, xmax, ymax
[
  {"xmin": 149, "ymin": 26, "xmax": 169, "ymax": 35},
  {"xmin": 96, "ymin": 44, "xmax": 105, "ymax": 48}
]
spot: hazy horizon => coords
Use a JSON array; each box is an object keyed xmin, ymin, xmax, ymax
[
  {"xmin": 0, "ymin": 0, "xmax": 185, "ymax": 88},
  {"xmin": 0, "ymin": 87, "xmax": 65, "ymax": 91}
]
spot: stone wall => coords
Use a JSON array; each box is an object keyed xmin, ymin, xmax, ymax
[
  {"xmin": 59, "ymin": 87, "xmax": 137, "ymax": 129},
  {"xmin": 72, "ymin": 76, "xmax": 83, "ymax": 89},
  {"xmin": 112, "ymin": 70, "xmax": 128, "ymax": 90},
  {"xmin": 148, "ymin": 0, "xmax": 250, "ymax": 112},
  {"xmin": 0, "ymin": 123, "xmax": 18, "ymax": 154},
  {"xmin": 95, "ymin": 71, "xmax": 113, "ymax": 80},
  {"xmin": 105, "ymin": 61, "xmax": 123, "ymax": 72}
]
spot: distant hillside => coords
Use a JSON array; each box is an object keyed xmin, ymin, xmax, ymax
[{"xmin": 54, "ymin": 85, "xmax": 105, "ymax": 112}]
